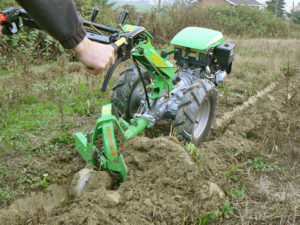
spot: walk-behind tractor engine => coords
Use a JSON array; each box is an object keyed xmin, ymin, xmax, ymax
[{"xmin": 1, "ymin": 7, "xmax": 235, "ymax": 181}]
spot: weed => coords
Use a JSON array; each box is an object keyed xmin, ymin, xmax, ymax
[
  {"xmin": 54, "ymin": 132, "xmax": 74, "ymax": 145},
  {"xmin": 281, "ymin": 61, "xmax": 298, "ymax": 105},
  {"xmin": 200, "ymin": 210, "xmax": 220, "ymax": 225},
  {"xmin": 247, "ymin": 156, "xmax": 283, "ymax": 171},
  {"xmin": 185, "ymin": 142, "xmax": 198, "ymax": 155},
  {"xmin": 218, "ymin": 83, "xmax": 230, "ymax": 105},
  {"xmin": 224, "ymin": 164, "xmax": 240, "ymax": 181},
  {"xmin": 248, "ymin": 157, "xmax": 269, "ymax": 170},
  {"xmin": 197, "ymin": 200, "xmax": 235, "ymax": 224},
  {"xmin": 23, "ymin": 170, "xmax": 55, "ymax": 189},
  {"xmin": 0, "ymin": 187, "xmax": 13, "ymax": 206},
  {"xmin": 228, "ymin": 183, "xmax": 246, "ymax": 200},
  {"xmin": 220, "ymin": 199, "xmax": 235, "ymax": 219},
  {"xmin": 234, "ymin": 148, "xmax": 243, "ymax": 157},
  {"xmin": 184, "ymin": 142, "xmax": 202, "ymax": 168},
  {"xmin": 274, "ymin": 145, "xmax": 279, "ymax": 152}
]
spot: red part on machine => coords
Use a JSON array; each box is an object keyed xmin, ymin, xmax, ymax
[{"xmin": 0, "ymin": 13, "xmax": 7, "ymax": 22}]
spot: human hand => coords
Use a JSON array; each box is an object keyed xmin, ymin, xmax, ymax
[{"xmin": 73, "ymin": 36, "xmax": 115, "ymax": 75}]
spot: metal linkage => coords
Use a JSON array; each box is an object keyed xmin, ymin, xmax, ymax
[{"xmin": 133, "ymin": 57, "xmax": 151, "ymax": 110}]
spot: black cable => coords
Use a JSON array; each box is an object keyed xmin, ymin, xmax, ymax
[
  {"xmin": 133, "ymin": 57, "xmax": 151, "ymax": 110},
  {"xmin": 101, "ymin": 57, "xmax": 123, "ymax": 92}
]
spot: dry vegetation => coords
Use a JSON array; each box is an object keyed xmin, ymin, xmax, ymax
[
  {"xmin": 1, "ymin": 1, "xmax": 300, "ymax": 71},
  {"xmin": 0, "ymin": 38, "xmax": 299, "ymax": 224}
]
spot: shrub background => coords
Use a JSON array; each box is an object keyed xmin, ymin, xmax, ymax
[{"xmin": 1, "ymin": 1, "xmax": 300, "ymax": 70}]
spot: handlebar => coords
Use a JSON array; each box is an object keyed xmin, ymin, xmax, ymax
[
  {"xmin": 0, "ymin": 7, "xmax": 145, "ymax": 51},
  {"xmin": 1, "ymin": 7, "xmax": 147, "ymax": 91}
]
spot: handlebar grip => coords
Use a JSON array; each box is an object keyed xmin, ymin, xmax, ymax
[{"xmin": 86, "ymin": 37, "xmax": 126, "ymax": 73}]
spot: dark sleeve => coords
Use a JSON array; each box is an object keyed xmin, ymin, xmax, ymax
[{"xmin": 16, "ymin": 0, "xmax": 86, "ymax": 49}]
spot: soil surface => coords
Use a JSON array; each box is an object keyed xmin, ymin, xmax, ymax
[
  {"xmin": 1, "ymin": 71, "xmax": 300, "ymax": 224},
  {"xmin": 0, "ymin": 136, "xmax": 225, "ymax": 225}
]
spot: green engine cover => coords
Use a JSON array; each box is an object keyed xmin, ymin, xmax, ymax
[{"xmin": 171, "ymin": 27, "xmax": 224, "ymax": 51}]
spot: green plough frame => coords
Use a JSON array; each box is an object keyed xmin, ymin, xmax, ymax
[{"xmin": 75, "ymin": 104, "xmax": 151, "ymax": 181}]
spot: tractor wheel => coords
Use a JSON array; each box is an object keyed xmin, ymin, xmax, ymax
[
  {"xmin": 173, "ymin": 79, "xmax": 217, "ymax": 146},
  {"xmin": 112, "ymin": 64, "xmax": 150, "ymax": 120}
]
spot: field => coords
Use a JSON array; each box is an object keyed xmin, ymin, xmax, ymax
[{"xmin": 0, "ymin": 38, "xmax": 300, "ymax": 224}]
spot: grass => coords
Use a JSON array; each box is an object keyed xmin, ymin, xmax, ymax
[
  {"xmin": 0, "ymin": 62, "xmax": 112, "ymax": 154},
  {"xmin": 0, "ymin": 187, "xmax": 13, "ymax": 206},
  {"xmin": 218, "ymin": 39, "xmax": 300, "ymax": 106},
  {"xmin": 0, "ymin": 165, "xmax": 67, "ymax": 206},
  {"xmin": 0, "ymin": 62, "xmax": 57, "ymax": 78},
  {"xmin": 0, "ymin": 59, "xmax": 115, "ymax": 205}
]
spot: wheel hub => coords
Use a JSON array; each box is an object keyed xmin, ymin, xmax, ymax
[{"xmin": 193, "ymin": 99, "xmax": 211, "ymax": 139}]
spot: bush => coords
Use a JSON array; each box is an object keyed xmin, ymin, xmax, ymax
[
  {"xmin": 0, "ymin": 1, "xmax": 63, "ymax": 71},
  {"xmin": 291, "ymin": 11, "xmax": 300, "ymax": 24},
  {"xmin": 1, "ymin": 1, "xmax": 300, "ymax": 70},
  {"xmin": 142, "ymin": 4, "xmax": 300, "ymax": 43}
]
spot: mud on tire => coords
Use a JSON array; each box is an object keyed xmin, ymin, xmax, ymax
[
  {"xmin": 174, "ymin": 79, "xmax": 217, "ymax": 146},
  {"xmin": 112, "ymin": 64, "xmax": 150, "ymax": 120}
]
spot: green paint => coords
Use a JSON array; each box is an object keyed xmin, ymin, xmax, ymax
[
  {"xmin": 132, "ymin": 45, "xmax": 174, "ymax": 99},
  {"xmin": 171, "ymin": 27, "xmax": 224, "ymax": 51},
  {"xmin": 124, "ymin": 117, "xmax": 150, "ymax": 139},
  {"xmin": 75, "ymin": 104, "xmax": 150, "ymax": 181},
  {"xmin": 123, "ymin": 24, "xmax": 175, "ymax": 99}
]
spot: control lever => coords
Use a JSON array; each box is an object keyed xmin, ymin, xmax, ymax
[
  {"xmin": 136, "ymin": 16, "xmax": 141, "ymax": 26},
  {"xmin": 119, "ymin": 9, "xmax": 128, "ymax": 25},
  {"xmin": 89, "ymin": 7, "xmax": 99, "ymax": 22}
]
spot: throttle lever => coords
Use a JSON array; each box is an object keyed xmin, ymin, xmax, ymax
[
  {"xmin": 119, "ymin": 9, "xmax": 128, "ymax": 25},
  {"xmin": 89, "ymin": 7, "xmax": 99, "ymax": 22},
  {"xmin": 136, "ymin": 16, "xmax": 141, "ymax": 26}
]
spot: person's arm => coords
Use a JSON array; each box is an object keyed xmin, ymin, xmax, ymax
[{"xmin": 13, "ymin": 0, "xmax": 114, "ymax": 74}]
